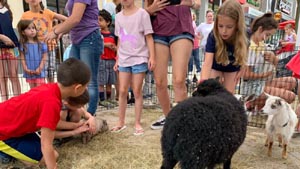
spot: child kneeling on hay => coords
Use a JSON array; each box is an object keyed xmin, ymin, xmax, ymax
[
  {"xmin": 55, "ymin": 89, "xmax": 108, "ymax": 144},
  {"xmin": 0, "ymin": 58, "xmax": 90, "ymax": 169}
]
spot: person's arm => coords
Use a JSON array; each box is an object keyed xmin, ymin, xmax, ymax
[
  {"xmin": 44, "ymin": 2, "xmax": 86, "ymax": 41},
  {"xmin": 53, "ymin": 13, "xmax": 68, "ymax": 22},
  {"xmin": 243, "ymin": 66, "xmax": 273, "ymax": 80},
  {"xmin": 144, "ymin": 0, "xmax": 169, "ymax": 15},
  {"xmin": 81, "ymin": 108, "xmax": 96, "ymax": 134},
  {"xmin": 146, "ymin": 34, "xmax": 155, "ymax": 71},
  {"xmin": 55, "ymin": 124, "xmax": 89, "ymax": 139},
  {"xmin": 20, "ymin": 51, "xmax": 33, "ymax": 75},
  {"xmin": 40, "ymin": 127, "xmax": 57, "ymax": 169},
  {"xmin": 35, "ymin": 50, "xmax": 47, "ymax": 75},
  {"xmin": 0, "ymin": 34, "xmax": 15, "ymax": 46},
  {"xmin": 180, "ymin": 0, "xmax": 201, "ymax": 9},
  {"xmin": 56, "ymin": 119, "xmax": 84, "ymax": 130},
  {"xmin": 199, "ymin": 52, "xmax": 214, "ymax": 81}
]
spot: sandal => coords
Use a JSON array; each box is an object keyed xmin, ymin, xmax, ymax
[
  {"xmin": 133, "ymin": 128, "xmax": 144, "ymax": 136},
  {"xmin": 111, "ymin": 126, "xmax": 127, "ymax": 133}
]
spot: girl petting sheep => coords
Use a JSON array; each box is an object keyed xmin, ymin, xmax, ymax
[{"xmin": 200, "ymin": 0, "xmax": 248, "ymax": 94}]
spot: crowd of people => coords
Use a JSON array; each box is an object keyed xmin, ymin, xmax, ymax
[{"xmin": 0, "ymin": 0, "xmax": 299, "ymax": 168}]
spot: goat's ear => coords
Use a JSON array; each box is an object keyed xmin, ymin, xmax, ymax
[
  {"xmin": 215, "ymin": 76, "xmax": 220, "ymax": 82},
  {"xmin": 275, "ymin": 99, "xmax": 282, "ymax": 106},
  {"xmin": 263, "ymin": 92, "xmax": 271, "ymax": 98}
]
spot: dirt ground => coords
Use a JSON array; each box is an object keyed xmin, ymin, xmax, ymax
[{"xmin": 1, "ymin": 107, "xmax": 299, "ymax": 169}]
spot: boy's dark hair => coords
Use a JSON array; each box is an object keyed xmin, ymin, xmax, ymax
[
  {"xmin": 57, "ymin": 58, "xmax": 91, "ymax": 86},
  {"xmin": 99, "ymin": 9, "xmax": 112, "ymax": 27},
  {"xmin": 66, "ymin": 89, "xmax": 89, "ymax": 106}
]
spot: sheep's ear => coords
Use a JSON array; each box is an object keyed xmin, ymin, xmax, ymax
[
  {"xmin": 215, "ymin": 76, "xmax": 220, "ymax": 81},
  {"xmin": 264, "ymin": 92, "xmax": 272, "ymax": 98}
]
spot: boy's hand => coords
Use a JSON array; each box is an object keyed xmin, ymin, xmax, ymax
[
  {"xmin": 75, "ymin": 121, "xmax": 85, "ymax": 128},
  {"xmin": 73, "ymin": 124, "xmax": 90, "ymax": 135},
  {"xmin": 85, "ymin": 117, "xmax": 96, "ymax": 134},
  {"xmin": 113, "ymin": 61, "xmax": 118, "ymax": 71}
]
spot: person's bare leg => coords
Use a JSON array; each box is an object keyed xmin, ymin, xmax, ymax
[
  {"xmin": 0, "ymin": 59, "xmax": 9, "ymax": 101},
  {"xmin": 116, "ymin": 72, "xmax": 131, "ymax": 127},
  {"xmin": 170, "ymin": 39, "xmax": 193, "ymax": 103},
  {"xmin": 223, "ymin": 72, "xmax": 239, "ymax": 94},
  {"xmin": 7, "ymin": 59, "xmax": 21, "ymax": 97},
  {"xmin": 131, "ymin": 73, "xmax": 145, "ymax": 129},
  {"xmin": 153, "ymin": 43, "xmax": 170, "ymax": 116}
]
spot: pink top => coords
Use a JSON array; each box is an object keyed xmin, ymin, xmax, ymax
[
  {"xmin": 115, "ymin": 8, "xmax": 153, "ymax": 67},
  {"xmin": 151, "ymin": 5, "xmax": 194, "ymax": 37}
]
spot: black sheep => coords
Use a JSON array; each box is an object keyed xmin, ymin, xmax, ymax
[{"xmin": 161, "ymin": 78, "xmax": 247, "ymax": 169}]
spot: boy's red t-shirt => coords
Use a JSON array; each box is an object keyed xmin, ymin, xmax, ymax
[
  {"xmin": 0, "ymin": 84, "xmax": 62, "ymax": 140},
  {"xmin": 101, "ymin": 31, "xmax": 117, "ymax": 60}
]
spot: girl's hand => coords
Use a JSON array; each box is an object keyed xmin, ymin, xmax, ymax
[
  {"xmin": 0, "ymin": 35, "xmax": 15, "ymax": 47},
  {"xmin": 147, "ymin": 0, "xmax": 169, "ymax": 15},
  {"xmin": 148, "ymin": 56, "xmax": 156, "ymax": 71},
  {"xmin": 35, "ymin": 67, "xmax": 42, "ymax": 75}
]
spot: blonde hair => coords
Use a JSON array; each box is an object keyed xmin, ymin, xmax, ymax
[{"xmin": 213, "ymin": 0, "xmax": 248, "ymax": 67}]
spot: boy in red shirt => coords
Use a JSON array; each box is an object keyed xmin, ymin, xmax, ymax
[{"xmin": 0, "ymin": 58, "xmax": 91, "ymax": 169}]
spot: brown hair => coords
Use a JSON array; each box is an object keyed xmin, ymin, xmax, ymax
[
  {"xmin": 17, "ymin": 20, "xmax": 40, "ymax": 53},
  {"xmin": 213, "ymin": 0, "xmax": 248, "ymax": 67},
  {"xmin": 251, "ymin": 13, "xmax": 278, "ymax": 33},
  {"xmin": 66, "ymin": 90, "xmax": 89, "ymax": 106}
]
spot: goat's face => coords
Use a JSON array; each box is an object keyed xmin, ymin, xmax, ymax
[
  {"xmin": 262, "ymin": 94, "xmax": 285, "ymax": 115},
  {"xmin": 192, "ymin": 78, "xmax": 225, "ymax": 97}
]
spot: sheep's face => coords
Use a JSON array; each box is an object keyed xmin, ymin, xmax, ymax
[{"xmin": 192, "ymin": 78, "xmax": 225, "ymax": 97}]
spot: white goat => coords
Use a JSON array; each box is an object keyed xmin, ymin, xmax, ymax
[{"xmin": 262, "ymin": 93, "xmax": 298, "ymax": 159}]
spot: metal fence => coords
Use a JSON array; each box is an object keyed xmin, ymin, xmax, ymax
[{"xmin": 1, "ymin": 44, "xmax": 299, "ymax": 129}]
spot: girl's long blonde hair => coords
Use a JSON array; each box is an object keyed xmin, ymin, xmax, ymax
[{"xmin": 213, "ymin": 0, "xmax": 248, "ymax": 67}]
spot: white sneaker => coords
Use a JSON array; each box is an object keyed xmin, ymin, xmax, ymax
[{"xmin": 150, "ymin": 116, "xmax": 165, "ymax": 130}]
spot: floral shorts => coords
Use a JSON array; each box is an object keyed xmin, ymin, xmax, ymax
[{"xmin": 0, "ymin": 47, "xmax": 19, "ymax": 59}]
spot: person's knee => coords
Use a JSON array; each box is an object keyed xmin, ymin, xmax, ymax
[{"xmin": 172, "ymin": 77, "xmax": 185, "ymax": 88}]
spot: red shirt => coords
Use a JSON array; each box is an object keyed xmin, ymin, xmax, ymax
[
  {"xmin": 101, "ymin": 31, "xmax": 117, "ymax": 60},
  {"xmin": 0, "ymin": 84, "xmax": 62, "ymax": 140}
]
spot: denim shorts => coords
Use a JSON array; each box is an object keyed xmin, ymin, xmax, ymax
[
  {"xmin": 153, "ymin": 33, "xmax": 194, "ymax": 46},
  {"xmin": 118, "ymin": 63, "xmax": 148, "ymax": 74}
]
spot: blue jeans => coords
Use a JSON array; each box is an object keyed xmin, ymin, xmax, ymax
[
  {"xmin": 70, "ymin": 29, "xmax": 103, "ymax": 115},
  {"xmin": 188, "ymin": 47, "xmax": 201, "ymax": 73}
]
